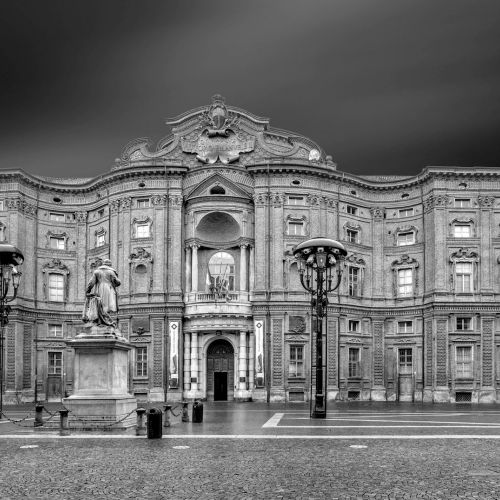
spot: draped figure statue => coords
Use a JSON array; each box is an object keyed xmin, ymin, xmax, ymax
[{"xmin": 82, "ymin": 259, "xmax": 121, "ymax": 329}]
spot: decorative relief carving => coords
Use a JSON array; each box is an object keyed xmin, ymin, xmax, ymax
[
  {"xmin": 482, "ymin": 318, "xmax": 493, "ymax": 386},
  {"xmin": 289, "ymin": 316, "xmax": 306, "ymax": 334},
  {"xmin": 271, "ymin": 192, "xmax": 284, "ymax": 207},
  {"xmin": 327, "ymin": 318, "xmax": 337, "ymax": 385},
  {"xmin": 373, "ymin": 321, "xmax": 384, "ymax": 385},
  {"xmin": 306, "ymin": 194, "xmax": 320, "ymax": 207},
  {"xmin": 153, "ymin": 319, "xmax": 163, "ymax": 386},
  {"xmin": 129, "ymin": 247, "xmax": 153, "ymax": 262},
  {"xmin": 425, "ymin": 319, "xmax": 433, "ymax": 386},
  {"xmin": 74, "ymin": 211, "xmax": 88, "ymax": 223},
  {"xmin": 252, "ymin": 193, "xmax": 267, "ymax": 205},
  {"xmin": 436, "ymin": 319, "xmax": 448, "ymax": 386},
  {"xmin": 23, "ymin": 325, "xmax": 32, "ymax": 389},
  {"xmin": 423, "ymin": 194, "xmax": 450, "ymax": 211},
  {"xmin": 120, "ymin": 197, "xmax": 132, "ymax": 209},
  {"xmin": 272, "ymin": 319, "xmax": 283, "ymax": 385},
  {"xmin": 6, "ymin": 198, "xmax": 37, "ymax": 215},
  {"xmin": 370, "ymin": 207, "xmax": 385, "ymax": 220},
  {"xmin": 477, "ymin": 196, "xmax": 495, "ymax": 208},
  {"xmin": 152, "ymin": 194, "xmax": 168, "ymax": 206},
  {"xmin": 110, "ymin": 199, "xmax": 120, "ymax": 213},
  {"xmin": 169, "ymin": 195, "xmax": 183, "ymax": 207}
]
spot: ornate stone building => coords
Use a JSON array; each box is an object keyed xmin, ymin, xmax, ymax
[{"xmin": 1, "ymin": 95, "xmax": 500, "ymax": 404}]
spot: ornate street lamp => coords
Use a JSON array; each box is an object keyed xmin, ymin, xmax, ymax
[
  {"xmin": 294, "ymin": 237, "xmax": 346, "ymax": 418},
  {"xmin": 0, "ymin": 243, "xmax": 24, "ymax": 419}
]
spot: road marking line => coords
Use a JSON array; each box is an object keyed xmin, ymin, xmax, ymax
[
  {"xmin": 289, "ymin": 417, "xmax": 500, "ymax": 426},
  {"xmin": 273, "ymin": 424, "xmax": 500, "ymax": 429},
  {"xmin": 262, "ymin": 413, "xmax": 284, "ymax": 428},
  {"xmin": 2, "ymin": 434, "xmax": 500, "ymax": 440}
]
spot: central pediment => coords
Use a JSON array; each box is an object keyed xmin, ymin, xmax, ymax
[{"xmin": 116, "ymin": 95, "xmax": 327, "ymax": 170}]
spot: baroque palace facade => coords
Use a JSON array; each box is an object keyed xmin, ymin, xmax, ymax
[{"xmin": 1, "ymin": 95, "xmax": 500, "ymax": 405}]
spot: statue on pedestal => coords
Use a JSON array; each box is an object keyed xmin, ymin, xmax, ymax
[{"xmin": 82, "ymin": 259, "xmax": 121, "ymax": 332}]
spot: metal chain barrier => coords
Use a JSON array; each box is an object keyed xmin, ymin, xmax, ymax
[
  {"xmin": 61, "ymin": 407, "xmax": 138, "ymax": 429},
  {"xmin": 169, "ymin": 404, "xmax": 182, "ymax": 417},
  {"xmin": 0, "ymin": 409, "xmax": 36, "ymax": 428}
]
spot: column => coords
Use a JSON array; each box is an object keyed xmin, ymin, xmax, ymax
[
  {"xmin": 240, "ymin": 244, "xmax": 247, "ymax": 292},
  {"xmin": 185, "ymin": 246, "xmax": 192, "ymax": 293},
  {"xmin": 191, "ymin": 332, "xmax": 198, "ymax": 391},
  {"xmin": 248, "ymin": 330, "xmax": 255, "ymax": 390},
  {"xmin": 191, "ymin": 244, "xmax": 199, "ymax": 293},
  {"xmin": 239, "ymin": 330, "xmax": 247, "ymax": 390},
  {"xmin": 249, "ymin": 245, "xmax": 255, "ymax": 292},
  {"xmin": 183, "ymin": 332, "xmax": 191, "ymax": 392}
]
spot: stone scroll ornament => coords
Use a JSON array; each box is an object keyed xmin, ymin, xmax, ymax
[{"xmin": 82, "ymin": 259, "xmax": 121, "ymax": 331}]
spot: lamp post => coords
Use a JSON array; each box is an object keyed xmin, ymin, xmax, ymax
[
  {"xmin": 0, "ymin": 243, "xmax": 24, "ymax": 419},
  {"xmin": 294, "ymin": 237, "xmax": 346, "ymax": 418}
]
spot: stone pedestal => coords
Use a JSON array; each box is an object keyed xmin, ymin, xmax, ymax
[{"xmin": 63, "ymin": 328, "xmax": 137, "ymax": 431}]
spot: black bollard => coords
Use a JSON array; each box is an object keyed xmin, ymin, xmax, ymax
[{"xmin": 34, "ymin": 404, "xmax": 44, "ymax": 427}]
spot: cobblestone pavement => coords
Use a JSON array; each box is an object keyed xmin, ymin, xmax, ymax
[{"xmin": 1, "ymin": 437, "xmax": 500, "ymax": 499}]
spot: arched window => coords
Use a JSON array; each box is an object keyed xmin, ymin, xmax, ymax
[
  {"xmin": 207, "ymin": 251, "xmax": 235, "ymax": 294},
  {"xmin": 210, "ymin": 185, "xmax": 226, "ymax": 195}
]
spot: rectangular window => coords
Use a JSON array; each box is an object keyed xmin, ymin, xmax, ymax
[
  {"xmin": 98, "ymin": 209, "xmax": 104, "ymax": 218},
  {"xmin": 456, "ymin": 346, "xmax": 473, "ymax": 378},
  {"xmin": 397, "ymin": 268, "xmax": 413, "ymax": 297},
  {"xmin": 50, "ymin": 213, "xmax": 65, "ymax": 222},
  {"xmin": 348, "ymin": 267, "xmax": 360, "ymax": 297},
  {"xmin": 137, "ymin": 199, "xmax": 150, "ymax": 208},
  {"xmin": 456, "ymin": 317, "xmax": 472, "ymax": 331},
  {"xmin": 288, "ymin": 196, "xmax": 305, "ymax": 205},
  {"xmin": 346, "ymin": 205, "xmax": 357, "ymax": 215},
  {"xmin": 48, "ymin": 274, "xmax": 64, "ymax": 302},
  {"xmin": 397, "ymin": 321, "xmax": 413, "ymax": 334},
  {"xmin": 453, "ymin": 225, "xmax": 471, "ymax": 238},
  {"xmin": 136, "ymin": 224, "xmax": 150, "ymax": 238},
  {"xmin": 48, "ymin": 324, "xmax": 63, "ymax": 337},
  {"xmin": 399, "ymin": 348, "xmax": 413, "ymax": 375},
  {"xmin": 0, "ymin": 201, "xmax": 4, "ymax": 211},
  {"xmin": 289, "ymin": 345, "xmax": 304, "ymax": 378},
  {"xmin": 455, "ymin": 199, "xmax": 471, "ymax": 208},
  {"xmin": 348, "ymin": 320, "xmax": 360, "ymax": 332},
  {"xmin": 399, "ymin": 208, "xmax": 414, "ymax": 217},
  {"xmin": 48, "ymin": 352, "xmax": 63, "ymax": 375},
  {"xmin": 397, "ymin": 231, "xmax": 415, "ymax": 246},
  {"xmin": 456, "ymin": 262, "xmax": 473, "ymax": 293},
  {"xmin": 348, "ymin": 348, "xmax": 360, "ymax": 377},
  {"xmin": 346, "ymin": 229, "xmax": 359, "ymax": 243},
  {"xmin": 135, "ymin": 347, "xmax": 148, "ymax": 377},
  {"xmin": 49, "ymin": 237, "xmax": 65, "ymax": 250},
  {"xmin": 96, "ymin": 233, "xmax": 105, "ymax": 247},
  {"xmin": 288, "ymin": 221, "xmax": 304, "ymax": 236}
]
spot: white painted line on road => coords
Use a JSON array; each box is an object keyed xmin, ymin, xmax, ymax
[
  {"xmin": 262, "ymin": 412, "xmax": 284, "ymax": 428},
  {"xmin": 289, "ymin": 417, "xmax": 500, "ymax": 426},
  {"xmin": 3, "ymin": 433, "xmax": 500, "ymax": 440},
  {"xmin": 273, "ymin": 424, "xmax": 500, "ymax": 429}
]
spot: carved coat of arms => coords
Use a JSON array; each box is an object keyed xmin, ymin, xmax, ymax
[{"xmin": 181, "ymin": 94, "xmax": 255, "ymax": 164}]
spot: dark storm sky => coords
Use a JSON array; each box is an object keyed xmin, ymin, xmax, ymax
[{"xmin": 1, "ymin": 0, "xmax": 500, "ymax": 178}]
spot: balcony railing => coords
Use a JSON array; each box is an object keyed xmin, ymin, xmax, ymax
[{"xmin": 185, "ymin": 291, "xmax": 247, "ymax": 303}]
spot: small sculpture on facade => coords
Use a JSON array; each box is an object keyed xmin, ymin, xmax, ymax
[{"xmin": 82, "ymin": 258, "xmax": 121, "ymax": 332}]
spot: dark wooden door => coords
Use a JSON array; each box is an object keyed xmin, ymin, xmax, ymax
[{"xmin": 214, "ymin": 372, "xmax": 228, "ymax": 401}]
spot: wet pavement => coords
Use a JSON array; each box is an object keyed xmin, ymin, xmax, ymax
[{"xmin": 1, "ymin": 402, "xmax": 500, "ymax": 498}]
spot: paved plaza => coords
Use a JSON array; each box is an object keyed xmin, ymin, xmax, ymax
[{"xmin": 1, "ymin": 402, "xmax": 500, "ymax": 499}]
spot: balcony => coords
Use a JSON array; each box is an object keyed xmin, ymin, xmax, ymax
[{"xmin": 184, "ymin": 291, "xmax": 252, "ymax": 317}]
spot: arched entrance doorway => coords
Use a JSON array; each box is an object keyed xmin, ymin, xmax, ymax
[{"xmin": 207, "ymin": 339, "xmax": 234, "ymax": 401}]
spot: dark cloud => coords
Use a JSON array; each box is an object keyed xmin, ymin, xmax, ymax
[{"xmin": 1, "ymin": 0, "xmax": 499, "ymax": 177}]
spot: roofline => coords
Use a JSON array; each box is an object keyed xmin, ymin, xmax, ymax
[{"xmin": 0, "ymin": 164, "xmax": 499, "ymax": 193}]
